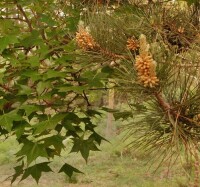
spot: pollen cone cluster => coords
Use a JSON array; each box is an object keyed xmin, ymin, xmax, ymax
[
  {"xmin": 75, "ymin": 28, "xmax": 97, "ymax": 50},
  {"xmin": 127, "ymin": 38, "xmax": 139, "ymax": 51},
  {"xmin": 135, "ymin": 34, "xmax": 159, "ymax": 88}
]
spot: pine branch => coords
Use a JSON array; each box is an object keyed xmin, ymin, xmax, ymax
[
  {"xmin": 98, "ymin": 46, "xmax": 128, "ymax": 60},
  {"xmin": 154, "ymin": 92, "xmax": 170, "ymax": 111},
  {"xmin": 154, "ymin": 91, "xmax": 200, "ymax": 127}
]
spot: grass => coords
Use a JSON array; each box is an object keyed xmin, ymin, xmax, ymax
[{"xmin": 0, "ymin": 131, "xmax": 190, "ymax": 187}]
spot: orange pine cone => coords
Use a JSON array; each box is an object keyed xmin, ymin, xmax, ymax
[
  {"xmin": 127, "ymin": 38, "xmax": 139, "ymax": 51},
  {"xmin": 75, "ymin": 29, "xmax": 96, "ymax": 50},
  {"xmin": 135, "ymin": 53, "xmax": 159, "ymax": 88}
]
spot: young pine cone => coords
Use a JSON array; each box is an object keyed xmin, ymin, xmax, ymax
[
  {"xmin": 127, "ymin": 38, "xmax": 139, "ymax": 51},
  {"xmin": 135, "ymin": 54, "xmax": 159, "ymax": 88},
  {"xmin": 134, "ymin": 34, "xmax": 159, "ymax": 88},
  {"xmin": 75, "ymin": 29, "xmax": 96, "ymax": 50},
  {"xmin": 139, "ymin": 75, "xmax": 159, "ymax": 88}
]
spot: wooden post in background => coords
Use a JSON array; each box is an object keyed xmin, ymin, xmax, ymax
[{"xmin": 106, "ymin": 88, "xmax": 115, "ymax": 138}]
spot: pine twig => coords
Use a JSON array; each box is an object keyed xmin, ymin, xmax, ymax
[{"xmin": 154, "ymin": 92, "xmax": 170, "ymax": 111}]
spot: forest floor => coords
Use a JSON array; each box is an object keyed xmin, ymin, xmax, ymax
[{"xmin": 0, "ymin": 131, "xmax": 190, "ymax": 187}]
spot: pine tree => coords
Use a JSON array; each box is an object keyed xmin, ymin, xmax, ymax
[{"xmin": 76, "ymin": 1, "xmax": 200, "ymax": 185}]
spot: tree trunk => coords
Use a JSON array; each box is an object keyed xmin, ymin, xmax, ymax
[{"xmin": 106, "ymin": 88, "xmax": 115, "ymax": 138}]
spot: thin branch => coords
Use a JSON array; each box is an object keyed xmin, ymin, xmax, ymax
[
  {"xmin": 82, "ymin": 91, "xmax": 91, "ymax": 106},
  {"xmin": 14, "ymin": 0, "xmax": 33, "ymax": 32},
  {"xmin": 66, "ymin": 94, "xmax": 79, "ymax": 111},
  {"xmin": 0, "ymin": 17, "xmax": 26, "ymax": 22},
  {"xmin": 0, "ymin": 84, "xmax": 13, "ymax": 93},
  {"xmin": 88, "ymin": 87, "xmax": 111, "ymax": 91}
]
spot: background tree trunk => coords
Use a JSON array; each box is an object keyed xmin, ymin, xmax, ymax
[{"xmin": 106, "ymin": 88, "xmax": 115, "ymax": 138}]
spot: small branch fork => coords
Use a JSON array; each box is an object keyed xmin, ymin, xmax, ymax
[
  {"xmin": 14, "ymin": 0, "xmax": 33, "ymax": 32},
  {"xmin": 154, "ymin": 92, "xmax": 200, "ymax": 127}
]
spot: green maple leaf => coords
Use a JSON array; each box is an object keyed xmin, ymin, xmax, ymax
[
  {"xmin": 11, "ymin": 162, "xmax": 24, "ymax": 184},
  {"xmin": 18, "ymin": 85, "xmax": 33, "ymax": 96},
  {"xmin": 14, "ymin": 121, "xmax": 31, "ymax": 139},
  {"xmin": 42, "ymin": 135, "xmax": 65, "ymax": 154},
  {"xmin": 21, "ymin": 162, "xmax": 52, "ymax": 183},
  {"xmin": 19, "ymin": 105, "xmax": 41, "ymax": 116},
  {"xmin": 59, "ymin": 163, "xmax": 83, "ymax": 178},
  {"xmin": 0, "ymin": 110, "xmax": 23, "ymax": 132},
  {"xmin": 89, "ymin": 132, "xmax": 108, "ymax": 146},
  {"xmin": 33, "ymin": 113, "xmax": 66, "ymax": 134},
  {"xmin": 71, "ymin": 138, "xmax": 100, "ymax": 162},
  {"xmin": 16, "ymin": 140, "xmax": 48, "ymax": 165},
  {"xmin": 44, "ymin": 69, "xmax": 66, "ymax": 80},
  {"xmin": 0, "ymin": 35, "xmax": 18, "ymax": 52}
]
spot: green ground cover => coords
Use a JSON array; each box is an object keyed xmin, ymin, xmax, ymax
[{"xmin": 0, "ymin": 133, "xmax": 189, "ymax": 187}]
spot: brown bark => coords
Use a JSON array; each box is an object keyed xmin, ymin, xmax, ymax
[{"xmin": 154, "ymin": 92, "xmax": 170, "ymax": 111}]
